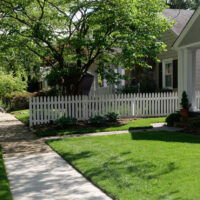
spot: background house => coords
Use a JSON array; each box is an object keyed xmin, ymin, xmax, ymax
[{"xmin": 126, "ymin": 9, "xmax": 195, "ymax": 92}]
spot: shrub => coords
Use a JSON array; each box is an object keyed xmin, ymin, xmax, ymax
[
  {"xmin": 180, "ymin": 91, "xmax": 191, "ymax": 109},
  {"xmin": 0, "ymin": 71, "xmax": 27, "ymax": 99},
  {"xmin": 31, "ymin": 88, "xmax": 59, "ymax": 97},
  {"xmin": 54, "ymin": 116, "xmax": 77, "ymax": 128},
  {"xmin": 88, "ymin": 115, "xmax": 106, "ymax": 125},
  {"xmin": 190, "ymin": 117, "xmax": 200, "ymax": 128},
  {"xmin": 2, "ymin": 92, "xmax": 31, "ymax": 111},
  {"xmin": 106, "ymin": 112, "xmax": 120, "ymax": 122},
  {"xmin": 12, "ymin": 93, "xmax": 30, "ymax": 110},
  {"xmin": 166, "ymin": 112, "xmax": 181, "ymax": 126}
]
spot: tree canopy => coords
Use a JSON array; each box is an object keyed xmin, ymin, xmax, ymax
[{"xmin": 0, "ymin": 0, "xmax": 171, "ymax": 95}]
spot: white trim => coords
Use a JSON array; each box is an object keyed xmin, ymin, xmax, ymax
[
  {"xmin": 173, "ymin": 7, "xmax": 200, "ymax": 49},
  {"xmin": 174, "ymin": 41, "xmax": 200, "ymax": 50},
  {"xmin": 162, "ymin": 58, "xmax": 173, "ymax": 89}
]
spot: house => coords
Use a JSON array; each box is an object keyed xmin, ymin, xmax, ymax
[
  {"xmin": 173, "ymin": 6, "xmax": 200, "ymax": 111},
  {"xmin": 124, "ymin": 9, "xmax": 195, "ymax": 92},
  {"xmin": 91, "ymin": 9, "xmax": 196, "ymax": 94}
]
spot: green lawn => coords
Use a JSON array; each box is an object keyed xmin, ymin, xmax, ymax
[
  {"xmin": 0, "ymin": 146, "xmax": 12, "ymax": 200},
  {"xmin": 11, "ymin": 109, "xmax": 29, "ymax": 126},
  {"xmin": 36, "ymin": 117, "xmax": 166, "ymax": 137},
  {"xmin": 48, "ymin": 131, "xmax": 200, "ymax": 200}
]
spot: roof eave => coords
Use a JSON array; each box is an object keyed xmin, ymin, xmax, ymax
[{"xmin": 172, "ymin": 6, "xmax": 200, "ymax": 50}]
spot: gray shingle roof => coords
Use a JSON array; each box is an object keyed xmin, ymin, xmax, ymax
[{"xmin": 163, "ymin": 9, "xmax": 194, "ymax": 35}]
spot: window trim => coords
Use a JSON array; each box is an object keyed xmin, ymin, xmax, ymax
[{"xmin": 162, "ymin": 58, "xmax": 173, "ymax": 89}]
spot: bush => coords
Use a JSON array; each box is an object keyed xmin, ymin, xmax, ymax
[
  {"xmin": 106, "ymin": 112, "xmax": 120, "ymax": 122},
  {"xmin": 31, "ymin": 88, "xmax": 59, "ymax": 97},
  {"xmin": 190, "ymin": 117, "xmax": 200, "ymax": 128},
  {"xmin": 2, "ymin": 92, "xmax": 31, "ymax": 111},
  {"xmin": 12, "ymin": 93, "xmax": 30, "ymax": 110},
  {"xmin": 88, "ymin": 115, "xmax": 107, "ymax": 125},
  {"xmin": 54, "ymin": 116, "xmax": 77, "ymax": 128},
  {"xmin": 0, "ymin": 71, "xmax": 27, "ymax": 99},
  {"xmin": 166, "ymin": 112, "xmax": 181, "ymax": 126}
]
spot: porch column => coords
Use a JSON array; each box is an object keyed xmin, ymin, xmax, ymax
[{"xmin": 178, "ymin": 48, "xmax": 197, "ymax": 110}]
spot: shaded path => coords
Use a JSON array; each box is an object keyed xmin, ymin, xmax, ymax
[{"xmin": 0, "ymin": 113, "xmax": 111, "ymax": 200}]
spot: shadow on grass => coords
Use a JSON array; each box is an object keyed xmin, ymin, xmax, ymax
[
  {"xmin": 52, "ymin": 148, "xmax": 180, "ymax": 199},
  {"xmin": 36, "ymin": 125, "xmax": 152, "ymax": 137},
  {"xmin": 130, "ymin": 131, "xmax": 200, "ymax": 144}
]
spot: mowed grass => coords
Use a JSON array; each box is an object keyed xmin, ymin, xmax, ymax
[
  {"xmin": 36, "ymin": 117, "xmax": 166, "ymax": 137},
  {"xmin": 48, "ymin": 131, "xmax": 200, "ymax": 200},
  {"xmin": 11, "ymin": 109, "xmax": 29, "ymax": 126},
  {"xmin": 0, "ymin": 146, "xmax": 12, "ymax": 200}
]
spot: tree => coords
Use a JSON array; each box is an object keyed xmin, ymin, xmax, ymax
[
  {"xmin": 166, "ymin": 0, "xmax": 200, "ymax": 9},
  {"xmin": 0, "ymin": 0, "xmax": 171, "ymax": 95},
  {"xmin": 0, "ymin": 33, "xmax": 41, "ymax": 81}
]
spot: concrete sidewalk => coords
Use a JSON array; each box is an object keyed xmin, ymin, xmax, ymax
[
  {"xmin": 5, "ymin": 153, "xmax": 111, "ymax": 200},
  {"xmin": 0, "ymin": 113, "xmax": 111, "ymax": 200}
]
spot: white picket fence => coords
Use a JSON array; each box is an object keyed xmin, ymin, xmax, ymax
[{"xmin": 29, "ymin": 92, "xmax": 179, "ymax": 126}]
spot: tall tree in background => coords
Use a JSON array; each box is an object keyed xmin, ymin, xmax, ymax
[{"xmin": 0, "ymin": 0, "xmax": 171, "ymax": 95}]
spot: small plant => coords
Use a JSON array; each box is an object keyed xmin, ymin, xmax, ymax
[
  {"xmin": 88, "ymin": 115, "xmax": 106, "ymax": 125},
  {"xmin": 166, "ymin": 112, "xmax": 181, "ymax": 126},
  {"xmin": 180, "ymin": 91, "xmax": 191, "ymax": 109},
  {"xmin": 54, "ymin": 116, "xmax": 77, "ymax": 128},
  {"xmin": 180, "ymin": 91, "xmax": 191, "ymax": 117},
  {"xmin": 106, "ymin": 112, "xmax": 120, "ymax": 122},
  {"xmin": 190, "ymin": 116, "xmax": 200, "ymax": 128}
]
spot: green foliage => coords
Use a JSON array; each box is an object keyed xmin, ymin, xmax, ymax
[
  {"xmin": 0, "ymin": 146, "xmax": 12, "ymax": 200},
  {"xmin": 166, "ymin": 112, "xmax": 181, "ymax": 126},
  {"xmin": 54, "ymin": 117, "xmax": 77, "ymax": 128},
  {"xmin": 0, "ymin": 71, "xmax": 27, "ymax": 100},
  {"xmin": 0, "ymin": 0, "xmax": 172, "ymax": 95},
  {"xmin": 106, "ymin": 112, "xmax": 120, "ymax": 122},
  {"xmin": 48, "ymin": 131, "xmax": 200, "ymax": 200},
  {"xmin": 190, "ymin": 116, "xmax": 200, "ymax": 128},
  {"xmin": 180, "ymin": 91, "xmax": 191, "ymax": 109},
  {"xmin": 88, "ymin": 115, "xmax": 107, "ymax": 125}
]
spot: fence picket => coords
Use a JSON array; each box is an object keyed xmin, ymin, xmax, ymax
[{"xmin": 29, "ymin": 92, "xmax": 181, "ymax": 126}]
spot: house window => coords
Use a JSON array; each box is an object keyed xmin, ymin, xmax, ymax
[{"xmin": 162, "ymin": 59, "xmax": 173, "ymax": 89}]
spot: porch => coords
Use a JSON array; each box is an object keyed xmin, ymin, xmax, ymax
[{"xmin": 173, "ymin": 7, "xmax": 200, "ymax": 111}]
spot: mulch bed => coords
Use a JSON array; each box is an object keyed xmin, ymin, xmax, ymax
[{"xmin": 34, "ymin": 118, "xmax": 139, "ymax": 132}]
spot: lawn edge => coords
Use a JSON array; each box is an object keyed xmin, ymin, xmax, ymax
[
  {"xmin": 0, "ymin": 146, "xmax": 13, "ymax": 200},
  {"xmin": 46, "ymin": 141, "xmax": 115, "ymax": 200}
]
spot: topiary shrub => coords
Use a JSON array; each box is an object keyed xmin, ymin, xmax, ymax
[
  {"xmin": 88, "ymin": 115, "xmax": 106, "ymax": 125},
  {"xmin": 166, "ymin": 112, "xmax": 181, "ymax": 127},
  {"xmin": 54, "ymin": 116, "xmax": 77, "ymax": 128},
  {"xmin": 106, "ymin": 112, "xmax": 120, "ymax": 122}
]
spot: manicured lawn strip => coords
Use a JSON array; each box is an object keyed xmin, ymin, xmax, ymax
[
  {"xmin": 0, "ymin": 146, "xmax": 12, "ymax": 200},
  {"xmin": 48, "ymin": 131, "xmax": 200, "ymax": 200},
  {"xmin": 36, "ymin": 117, "xmax": 166, "ymax": 137},
  {"xmin": 11, "ymin": 109, "xmax": 29, "ymax": 126}
]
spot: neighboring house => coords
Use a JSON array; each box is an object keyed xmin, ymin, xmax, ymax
[
  {"xmin": 126, "ymin": 9, "xmax": 194, "ymax": 92},
  {"xmin": 156, "ymin": 9, "xmax": 194, "ymax": 91}
]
